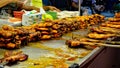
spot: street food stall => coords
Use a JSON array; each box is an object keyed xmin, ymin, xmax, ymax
[
  {"xmin": 0, "ymin": 13, "xmax": 107, "ymax": 68},
  {"xmin": 0, "ymin": 0, "xmax": 120, "ymax": 68}
]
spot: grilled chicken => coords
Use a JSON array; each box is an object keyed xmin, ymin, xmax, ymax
[
  {"xmin": 115, "ymin": 12, "xmax": 120, "ymax": 18},
  {"xmin": 0, "ymin": 14, "xmax": 105, "ymax": 49},
  {"xmin": 91, "ymin": 27, "xmax": 120, "ymax": 34},
  {"xmin": 107, "ymin": 18, "xmax": 120, "ymax": 22},
  {"xmin": 101, "ymin": 23, "xmax": 120, "ymax": 29},
  {"xmin": 40, "ymin": 35, "xmax": 51, "ymax": 40},
  {"xmin": 65, "ymin": 38, "xmax": 99, "ymax": 49},
  {"xmin": 29, "ymin": 32, "xmax": 41, "ymax": 42},
  {"xmin": 0, "ymin": 51, "xmax": 28, "ymax": 64},
  {"xmin": 87, "ymin": 32, "xmax": 116, "ymax": 40},
  {"xmin": 105, "ymin": 21, "xmax": 120, "ymax": 25}
]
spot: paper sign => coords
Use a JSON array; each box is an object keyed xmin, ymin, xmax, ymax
[{"xmin": 31, "ymin": 0, "xmax": 43, "ymax": 8}]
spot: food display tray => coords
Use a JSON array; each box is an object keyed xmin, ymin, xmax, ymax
[{"xmin": 0, "ymin": 29, "xmax": 103, "ymax": 68}]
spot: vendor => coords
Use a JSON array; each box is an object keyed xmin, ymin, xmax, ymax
[
  {"xmin": 49, "ymin": 0, "xmax": 72, "ymax": 11},
  {"xmin": 25, "ymin": 0, "xmax": 60, "ymax": 11},
  {"xmin": 0, "ymin": 0, "xmax": 60, "ymax": 16},
  {"xmin": 72, "ymin": 0, "xmax": 105, "ymax": 15}
]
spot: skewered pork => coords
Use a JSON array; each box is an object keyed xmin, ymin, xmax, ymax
[
  {"xmin": 87, "ymin": 32, "xmax": 116, "ymax": 40},
  {"xmin": 29, "ymin": 32, "xmax": 41, "ymax": 42},
  {"xmin": 105, "ymin": 21, "xmax": 120, "ymax": 25},
  {"xmin": 115, "ymin": 12, "xmax": 120, "ymax": 18},
  {"xmin": 107, "ymin": 18, "xmax": 120, "ymax": 22},
  {"xmin": 35, "ymin": 27, "xmax": 49, "ymax": 31},
  {"xmin": 1, "ymin": 25, "xmax": 14, "ymax": 31},
  {"xmin": 0, "ymin": 51, "xmax": 28, "ymax": 65},
  {"xmin": 91, "ymin": 27, "xmax": 120, "ymax": 34},
  {"xmin": 0, "ymin": 14, "xmax": 105, "ymax": 49},
  {"xmin": 40, "ymin": 35, "xmax": 51, "ymax": 40},
  {"xmin": 101, "ymin": 23, "xmax": 120, "ymax": 29},
  {"xmin": 65, "ymin": 38, "xmax": 99, "ymax": 49}
]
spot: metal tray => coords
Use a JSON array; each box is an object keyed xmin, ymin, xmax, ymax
[
  {"xmin": 0, "ymin": 29, "xmax": 102, "ymax": 68},
  {"xmin": 0, "ymin": 19, "xmax": 22, "ymax": 28}
]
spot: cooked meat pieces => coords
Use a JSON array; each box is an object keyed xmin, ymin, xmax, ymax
[
  {"xmin": 0, "ymin": 42, "xmax": 17, "ymax": 49},
  {"xmin": 87, "ymin": 32, "xmax": 116, "ymax": 39},
  {"xmin": 35, "ymin": 27, "xmax": 49, "ymax": 31},
  {"xmin": 52, "ymin": 24, "xmax": 61, "ymax": 29},
  {"xmin": 91, "ymin": 28, "xmax": 104, "ymax": 33},
  {"xmin": 107, "ymin": 18, "xmax": 120, "ymax": 22},
  {"xmin": 0, "ymin": 14, "xmax": 105, "ymax": 49},
  {"xmin": 0, "ymin": 51, "xmax": 28, "ymax": 64},
  {"xmin": 43, "ymin": 22, "xmax": 53, "ymax": 27},
  {"xmin": 0, "ymin": 30, "xmax": 14, "ymax": 38},
  {"xmin": 29, "ymin": 32, "xmax": 41, "ymax": 41},
  {"xmin": 6, "ymin": 43, "xmax": 16, "ymax": 49},
  {"xmin": 29, "ymin": 32, "xmax": 41, "ymax": 38},
  {"xmin": 66, "ymin": 40, "xmax": 81, "ymax": 47},
  {"xmin": 14, "ymin": 28, "xmax": 29, "ymax": 36},
  {"xmin": 91, "ymin": 27, "xmax": 120, "ymax": 34},
  {"xmin": 0, "ymin": 43, "xmax": 6, "ymax": 47},
  {"xmin": 4, "ymin": 51, "xmax": 22, "ymax": 57},
  {"xmin": 51, "ymin": 30, "xmax": 58, "ymax": 34},
  {"xmin": 101, "ymin": 23, "xmax": 120, "ymax": 29},
  {"xmin": 2, "ymin": 25, "xmax": 14, "ymax": 31},
  {"xmin": 40, "ymin": 35, "xmax": 51, "ymax": 40},
  {"xmin": 65, "ymin": 39, "xmax": 100, "ymax": 48},
  {"xmin": 105, "ymin": 21, "xmax": 120, "ymax": 25},
  {"xmin": 115, "ymin": 12, "xmax": 120, "ymax": 18},
  {"xmin": 41, "ymin": 31, "xmax": 49, "ymax": 35}
]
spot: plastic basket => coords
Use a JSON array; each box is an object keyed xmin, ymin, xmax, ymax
[{"xmin": 13, "ymin": 11, "xmax": 24, "ymax": 19}]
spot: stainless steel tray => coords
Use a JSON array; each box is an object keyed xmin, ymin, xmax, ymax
[{"xmin": 0, "ymin": 29, "xmax": 102, "ymax": 68}]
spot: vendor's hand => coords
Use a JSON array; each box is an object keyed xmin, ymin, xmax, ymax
[
  {"xmin": 48, "ymin": 6, "xmax": 61, "ymax": 12},
  {"xmin": 94, "ymin": 5, "xmax": 105, "ymax": 11},
  {"xmin": 99, "ymin": 5, "xmax": 105, "ymax": 11}
]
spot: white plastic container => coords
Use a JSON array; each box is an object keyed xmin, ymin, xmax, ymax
[{"xmin": 22, "ymin": 12, "xmax": 42, "ymax": 26}]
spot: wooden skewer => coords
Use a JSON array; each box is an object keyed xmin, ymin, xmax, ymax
[{"xmin": 80, "ymin": 41, "xmax": 120, "ymax": 48}]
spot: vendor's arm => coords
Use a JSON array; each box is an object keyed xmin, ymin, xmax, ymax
[
  {"xmin": 0, "ymin": 0, "xmax": 60, "ymax": 12},
  {"xmin": 22, "ymin": 4, "xmax": 40, "ymax": 12},
  {"xmin": 72, "ymin": 2, "xmax": 79, "ymax": 9},
  {"xmin": 43, "ymin": 6, "xmax": 61, "ymax": 12},
  {"xmin": 17, "ymin": 1, "xmax": 60, "ymax": 12},
  {"xmin": 22, "ymin": 5, "xmax": 61, "ymax": 12}
]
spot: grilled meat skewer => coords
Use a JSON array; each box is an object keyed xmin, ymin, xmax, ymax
[
  {"xmin": 0, "ymin": 51, "xmax": 28, "ymax": 65},
  {"xmin": 66, "ymin": 39, "xmax": 120, "ymax": 48},
  {"xmin": 101, "ymin": 23, "xmax": 120, "ymax": 29},
  {"xmin": 87, "ymin": 32, "xmax": 117, "ymax": 40},
  {"xmin": 91, "ymin": 27, "xmax": 120, "ymax": 34}
]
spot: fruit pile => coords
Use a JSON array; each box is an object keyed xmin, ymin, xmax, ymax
[{"xmin": 0, "ymin": 14, "xmax": 105, "ymax": 49}]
